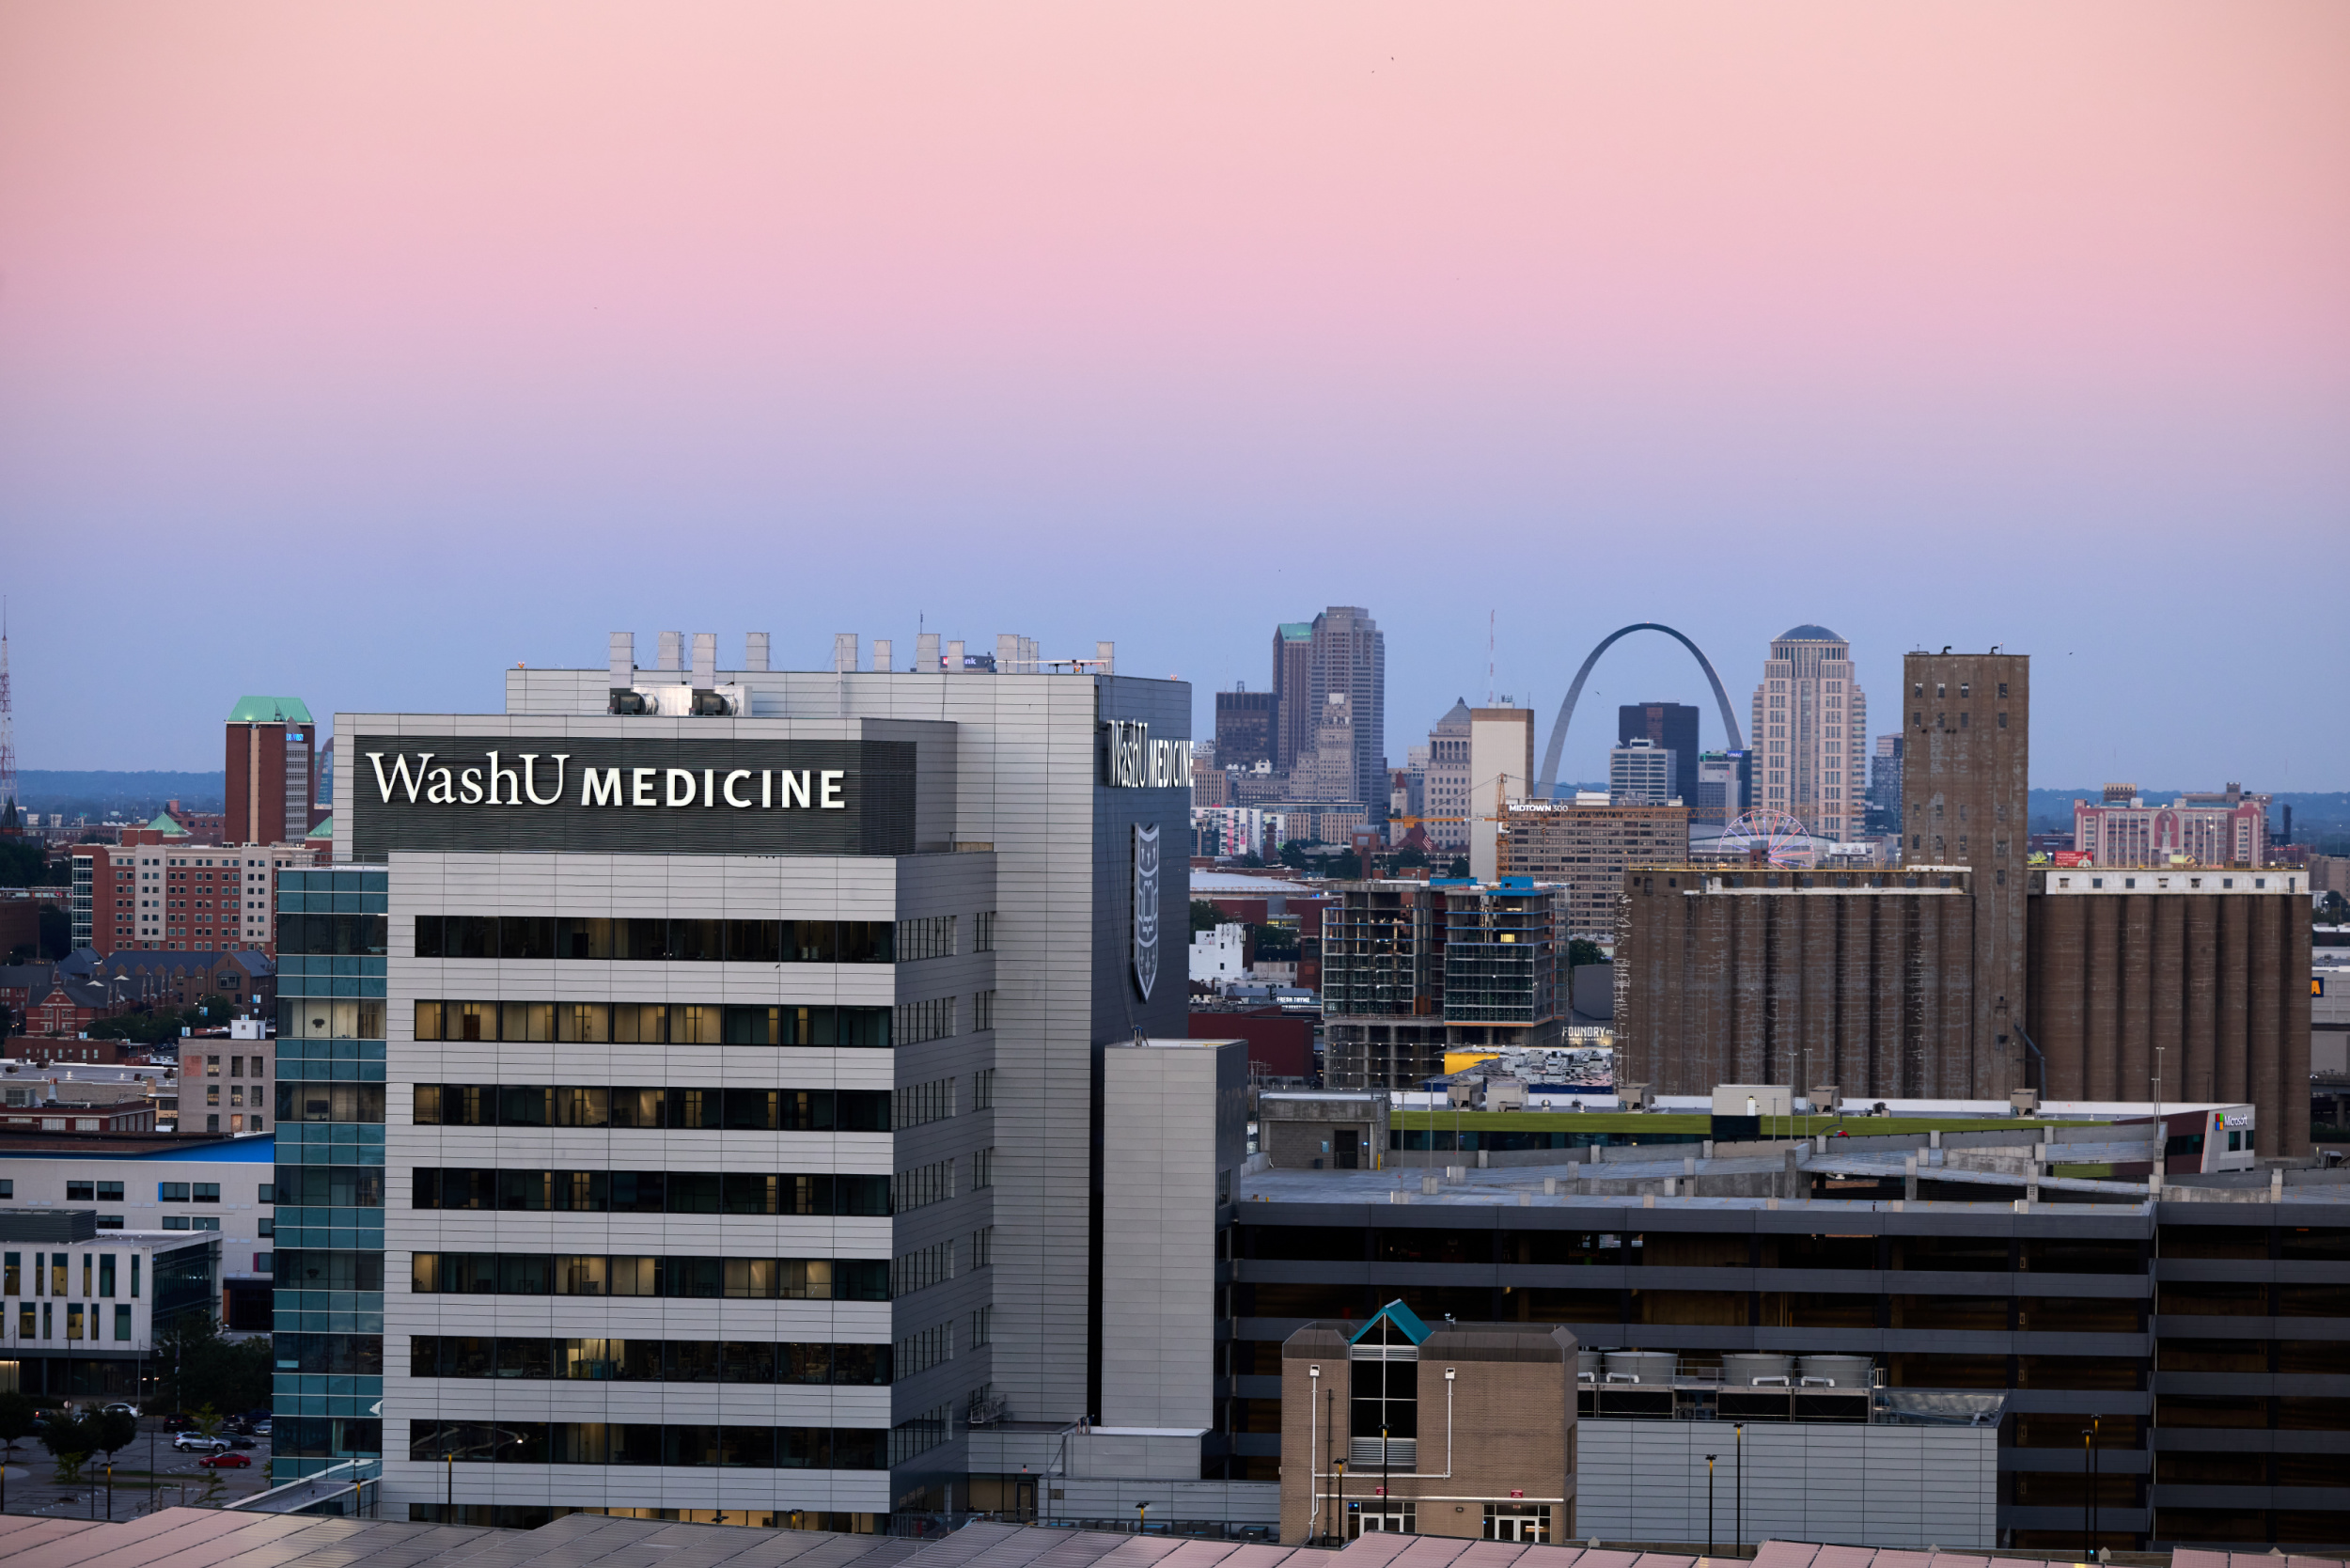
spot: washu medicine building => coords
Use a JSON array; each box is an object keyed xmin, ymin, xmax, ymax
[{"xmin": 280, "ymin": 632, "xmax": 1197, "ymax": 1529}]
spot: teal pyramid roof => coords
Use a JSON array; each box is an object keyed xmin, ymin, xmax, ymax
[{"xmin": 1348, "ymin": 1299, "xmax": 1432, "ymax": 1345}]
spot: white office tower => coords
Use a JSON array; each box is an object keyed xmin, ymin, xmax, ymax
[{"xmin": 332, "ymin": 631, "xmax": 1255, "ymax": 1529}]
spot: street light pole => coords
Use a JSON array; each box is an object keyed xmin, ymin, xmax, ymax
[
  {"xmin": 1734, "ymin": 1423, "xmax": 1744, "ymax": 1558},
  {"xmin": 1706, "ymin": 1454, "xmax": 1717, "ymax": 1560},
  {"xmin": 2090, "ymin": 1416, "xmax": 2101, "ymax": 1558}
]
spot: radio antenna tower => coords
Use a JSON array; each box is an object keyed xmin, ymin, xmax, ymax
[
  {"xmin": 0, "ymin": 598, "xmax": 17, "ymax": 826},
  {"xmin": 1485, "ymin": 610, "xmax": 1496, "ymax": 706}
]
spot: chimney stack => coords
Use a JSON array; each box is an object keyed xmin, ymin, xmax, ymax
[
  {"xmin": 744, "ymin": 634, "xmax": 770, "ymax": 673},
  {"xmin": 691, "ymin": 634, "xmax": 717, "ymax": 689},
  {"xmin": 916, "ymin": 633, "xmax": 940, "ymax": 671},
  {"xmin": 656, "ymin": 632, "xmax": 684, "ymax": 672},
  {"xmin": 871, "ymin": 639, "xmax": 893, "ymax": 672},
  {"xmin": 832, "ymin": 635, "xmax": 859, "ymax": 674},
  {"xmin": 607, "ymin": 633, "xmax": 634, "ymax": 686}
]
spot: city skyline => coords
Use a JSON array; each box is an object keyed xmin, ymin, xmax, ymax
[{"xmin": 3, "ymin": 3, "xmax": 2343, "ymax": 787}]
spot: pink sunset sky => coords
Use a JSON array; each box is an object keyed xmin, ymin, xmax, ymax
[{"xmin": 1, "ymin": 2, "xmax": 2344, "ymax": 784}]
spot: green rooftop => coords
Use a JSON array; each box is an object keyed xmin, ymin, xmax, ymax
[
  {"xmin": 227, "ymin": 695, "xmax": 314, "ymax": 725},
  {"xmin": 146, "ymin": 811, "xmax": 191, "ymax": 837},
  {"xmin": 306, "ymin": 815, "xmax": 335, "ymax": 839}
]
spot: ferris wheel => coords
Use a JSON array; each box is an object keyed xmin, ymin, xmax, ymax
[{"xmin": 1718, "ymin": 808, "xmax": 1812, "ymax": 867}]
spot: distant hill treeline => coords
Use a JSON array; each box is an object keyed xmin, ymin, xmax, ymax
[{"xmin": 14, "ymin": 770, "xmax": 227, "ymax": 821}]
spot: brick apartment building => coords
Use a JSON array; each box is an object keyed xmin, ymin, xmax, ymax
[{"xmin": 1496, "ymin": 799, "xmax": 1690, "ymax": 940}]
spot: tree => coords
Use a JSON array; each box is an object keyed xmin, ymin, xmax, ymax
[
  {"xmin": 37, "ymin": 1408, "xmax": 95, "ymax": 1484},
  {"xmin": 36, "ymin": 906, "xmax": 70, "ymax": 961},
  {"xmin": 1189, "ymin": 900, "xmax": 1224, "ymax": 935},
  {"xmin": 1277, "ymin": 840, "xmax": 1311, "ymax": 870},
  {"xmin": 0, "ymin": 1390, "xmax": 37, "ymax": 1513},
  {"xmin": 156, "ymin": 1316, "xmax": 272, "ymax": 1417},
  {"xmin": 1445, "ymin": 856, "xmax": 1470, "ymax": 878},
  {"xmin": 1391, "ymin": 847, "xmax": 1430, "ymax": 870},
  {"xmin": 1567, "ymin": 939, "xmax": 1607, "ymax": 970},
  {"xmin": 89, "ymin": 1408, "xmax": 137, "ymax": 1465},
  {"xmin": 0, "ymin": 841, "xmax": 55, "ymax": 887},
  {"xmin": 88, "ymin": 1407, "xmax": 137, "ymax": 1511}
]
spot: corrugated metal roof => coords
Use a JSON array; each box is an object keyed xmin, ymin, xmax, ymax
[{"xmin": 0, "ymin": 1513, "xmax": 2285, "ymax": 1568}]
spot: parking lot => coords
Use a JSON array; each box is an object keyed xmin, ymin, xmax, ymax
[{"xmin": 0, "ymin": 1416, "xmax": 276, "ymax": 1520}]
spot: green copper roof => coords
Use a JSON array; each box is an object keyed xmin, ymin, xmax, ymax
[
  {"xmin": 147, "ymin": 811, "xmax": 192, "ymax": 837},
  {"xmin": 306, "ymin": 815, "xmax": 335, "ymax": 839},
  {"xmin": 1277, "ymin": 623, "xmax": 1313, "ymax": 641},
  {"xmin": 227, "ymin": 696, "xmax": 314, "ymax": 725}
]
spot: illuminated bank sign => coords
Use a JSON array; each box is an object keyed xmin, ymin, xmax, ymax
[
  {"xmin": 351, "ymin": 735, "xmax": 915, "ymax": 858},
  {"xmin": 1101, "ymin": 721, "xmax": 1191, "ymax": 790}
]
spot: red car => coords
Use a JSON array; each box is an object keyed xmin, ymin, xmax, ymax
[{"xmin": 196, "ymin": 1451, "xmax": 252, "ymax": 1468}]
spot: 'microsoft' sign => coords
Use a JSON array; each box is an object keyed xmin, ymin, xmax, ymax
[{"xmin": 350, "ymin": 736, "xmax": 915, "ymax": 858}]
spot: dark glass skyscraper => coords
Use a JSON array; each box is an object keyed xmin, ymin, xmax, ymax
[{"xmin": 1617, "ymin": 701, "xmax": 1700, "ymax": 807}]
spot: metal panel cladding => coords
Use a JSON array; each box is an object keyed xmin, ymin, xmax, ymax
[{"xmin": 349, "ymin": 735, "xmax": 916, "ymax": 858}]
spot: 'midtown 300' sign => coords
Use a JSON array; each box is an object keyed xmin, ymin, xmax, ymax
[
  {"xmin": 349, "ymin": 735, "xmax": 913, "ymax": 858},
  {"xmin": 1100, "ymin": 721, "xmax": 1191, "ymax": 790}
]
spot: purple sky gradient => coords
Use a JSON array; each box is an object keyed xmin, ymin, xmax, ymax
[{"xmin": 1, "ymin": 3, "xmax": 2343, "ymax": 787}]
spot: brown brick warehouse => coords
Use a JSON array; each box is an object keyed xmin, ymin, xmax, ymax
[{"xmin": 1612, "ymin": 651, "xmax": 2311, "ymax": 1156}]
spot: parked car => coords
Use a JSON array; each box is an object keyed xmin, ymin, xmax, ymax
[
  {"xmin": 162, "ymin": 1413, "xmax": 196, "ymax": 1432},
  {"xmin": 226, "ymin": 1435, "xmax": 258, "ymax": 1450},
  {"xmin": 251, "ymin": 1419, "xmax": 273, "ymax": 1437},
  {"xmin": 196, "ymin": 1451, "xmax": 251, "ymax": 1468},
  {"xmin": 102, "ymin": 1402, "xmax": 141, "ymax": 1419},
  {"xmin": 172, "ymin": 1434, "xmax": 230, "ymax": 1452}
]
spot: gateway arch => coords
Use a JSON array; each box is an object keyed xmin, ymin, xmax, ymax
[{"xmin": 1535, "ymin": 623, "xmax": 1745, "ymax": 798}]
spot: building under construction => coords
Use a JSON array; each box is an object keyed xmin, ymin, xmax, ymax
[{"xmin": 1321, "ymin": 877, "xmax": 1570, "ymax": 1089}]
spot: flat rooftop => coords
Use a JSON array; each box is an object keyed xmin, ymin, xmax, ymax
[{"xmin": 16, "ymin": 1511, "xmax": 2300, "ymax": 1568}]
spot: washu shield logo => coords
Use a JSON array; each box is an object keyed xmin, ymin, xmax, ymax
[{"xmin": 1133, "ymin": 823, "xmax": 1161, "ymax": 1000}]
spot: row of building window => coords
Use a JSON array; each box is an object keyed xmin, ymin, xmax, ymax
[
  {"xmin": 414, "ymin": 1084, "xmax": 893, "ymax": 1131},
  {"xmin": 10, "ymin": 1302, "xmax": 134, "ymax": 1341},
  {"xmin": 406, "ymin": 1419, "xmax": 896, "ymax": 1470},
  {"xmin": 892, "ymin": 1241, "xmax": 953, "ymax": 1296},
  {"xmin": 414, "ymin": 1000, "xmax": 894, "ymax": 1047},
  {"xmin": 3, "ymin": 1252, "xmax": 140, "ymax": 1297},
  {"xmin": 895, "ymin": 1160, "xmax": 954, "ymax": 1214},
  {"xmin": 895, "ymin": 1078, "xmax": 954, "ymax": 1129},
  {"xmin": 411, "ymin": 1168, "xmax": 894, "ymax": 1216},
  {"xmin": 896, "ymin": 997, "xmax": 956, "ymax": 1045},
  {"xmin": 406, "ymin": 1335, "xmax": 895, "ymax": 1385},
  {"xmin": 274, "ymin": 1168, "xmax": 383, "ymax": 1208},
  {"xmin": 412, "ymin": 915, "xmax": 989, "ymax": 964},
  {"xmin": 897, "ymin": 917, "xmax": 958, "ymax": 963},
  {"xmin": 408, "ymin": 1252, "xmax": 893, "ymax": 1300},
  {"xmin": 276, "ymin": 1085, "xmax": 386, "ymax": 1123}
]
